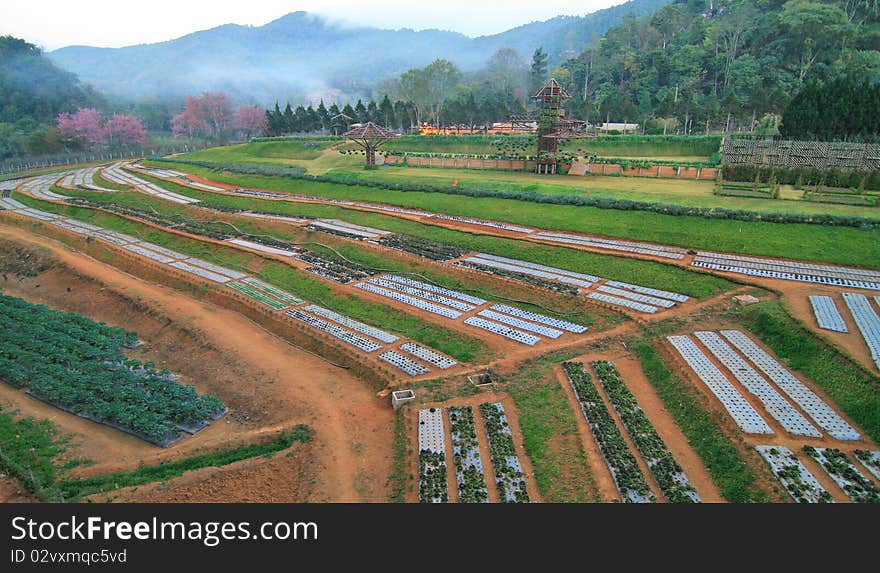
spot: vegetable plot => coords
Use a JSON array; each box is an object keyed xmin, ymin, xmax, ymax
[
  {"xmin": 591, "ymin": 360, "xmax": 700, "ymax": 502},
  {"xmin": 0, "ymin": 293, "xmax": 225, "ymax": 446}
]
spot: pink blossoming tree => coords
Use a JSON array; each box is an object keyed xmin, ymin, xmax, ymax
[
  {"xmin": 233, "ymin": 105, "xmax": 268, "ymax": 139},
  {"xmin": 56, "ymin": 108, "xmax": 107, "ymax": 147},
  {"xmin": 105, "ymin": 114, "xmax": 149, "ymax": 146}
]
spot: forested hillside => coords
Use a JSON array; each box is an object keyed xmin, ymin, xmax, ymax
[
  {"xmin": 0, "ymin": 36, "xmax": 103, "ymax": 159},
  {"xmin": 554, "ymin": 0, "xmax": 880, "ymax": 133}
]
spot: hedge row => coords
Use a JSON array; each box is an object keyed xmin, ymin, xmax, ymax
[
  {"xmin": 153, "ymin": 157, "xmax": 880, "ymax": 229},
  {"xmin": 723, "ymin": 164, "xmax": 880, "ymax": 191}
]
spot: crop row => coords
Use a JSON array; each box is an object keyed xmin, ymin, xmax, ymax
[
  {"xmin": 0, "ymin": 293, "xmax": 224, "ymax": 445},
  {"xmin": 562, "ymin": 362, "xmax": 655, "ymax": 503},
  {"xmin": 455, "ymin": 260, "xmax": 580, "ymax": 295},
  {"xmin": 804, "ymin": 446, "xmax": 880, "ymax": 503},
  {"xmin": 378, "ymin": 233, "xmax": 471, "ymax": 262},
  {"xmin": 447, "ymin": 406, "xmax": 489, "ymax": 503},
  {"xmin": 478, "ymin": 402, "xmax": 529, "ymax": 503},
  {"xmin": 591, "ymin": 360, "xmax": 700, "ymax": 503}
]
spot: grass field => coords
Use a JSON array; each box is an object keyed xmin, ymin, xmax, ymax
[
  {"xmin": 145, "ymin": 161, "xmax": 880, "ymax": 269},
  {"xmin": 505, "ymin": 351, "xmax": 600, "ymax": 502},
  {"xmin": 172, "ymin": 142, "xmax": 880, "ymax": 218},
  {"xmin": 59, "ymin": 425, "xmax": 314, "ymax": 500}
]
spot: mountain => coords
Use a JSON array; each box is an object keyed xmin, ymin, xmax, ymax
[{"xmin": 48, "ymin": 1, "xmax": 668, "ymax": 104}]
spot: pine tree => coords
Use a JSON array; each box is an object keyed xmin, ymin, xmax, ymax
[
  {"xmin": 529, "ymin": 47, "xmax": 548, "ymax": 94},
  {"xmin": 316, "ymin": 99, "xmax": 329, "ymax": 132},
  {"xmin": 354, "ymin": 99, "xmax": 367, "ymax": 122},
  {"xmin": 282, "ymin": 103, "xmax": 294, "ymax": 134},
  {"xmin": 379, "ymin": 95, "xmax": 395, "ymax": 127}
]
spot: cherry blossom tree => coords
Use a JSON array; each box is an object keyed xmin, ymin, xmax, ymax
[
  {"xmin": 56, "ymin": 108, "xmax": 106, "ymax": 146},
  {"xmin": 233, "ymin": 104, "xmax": 268, "ymax": 139},
  {"xmin": 104, "ymin": 114, "xmax": 148, "ymax": 146},
  {"xmin": 171, "ymin": 92, "xmax": 232, "ymax": 141}
]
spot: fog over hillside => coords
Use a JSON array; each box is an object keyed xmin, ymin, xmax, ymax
[{"xmin": 48, "ymin": 0, "xmax": 666, "ymax": 104}]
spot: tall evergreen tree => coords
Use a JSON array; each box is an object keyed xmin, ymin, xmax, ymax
[
  {"xmin": 529, "ymin": 47, "xmax": 549, "ymax": 94},
  {"xmin": 282, "ymin": 102, "xmax": 294, "ymax": 133},
  {"xmin": 378, "ymin": 94, "xmax": 395, "ymax": 127}
]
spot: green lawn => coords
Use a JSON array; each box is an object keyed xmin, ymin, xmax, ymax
[
  {"xmin": 504, "ymin": 351, "xmax": 601, "ymax": 502},
  {"xmin": 146, "ymin": 161, "xmax": 880, "ymax": 269},
  {"xmin": 328, "ymin": 166, "xmax": 879, "ymax": 218},
  {"xmin": 168, "ymin": 138, "xmax": 877, "ymax": 217}
]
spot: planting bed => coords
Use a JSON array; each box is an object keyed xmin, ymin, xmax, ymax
[
  {"xmin": 447, "ymin": 406, "xmax": 489, "ymax": 503},
  {"xmin": 378, "ymin": 351, "xmax": 430, "ymax": 376},
  {"xmin": 755, "ymin": 446, "xmax": 833, "ymax": 503},
  {"xmin": 693, "ymin": 252, "xmax": 880, "ymax": 291},
  {"xmin": 591, "ymin": 360, "xmax": 700, "ymax": 502},
  {"xmin": 719, "ymin": 330, "xmax": 860, "ymax": 440},
  {"xmin": 463, "ymin": 316, "xmax": 540, "ymax": 346},
  {"xmin": 228, "ymin": 281, "xmax": 289, "ymax": 310},
  {"xmin": 809, "ymin": 295, "xmax": 848, "ymax": 333},
  {"xmin": 693, "ymin": 331, "xmax": 821, "ymax": 437},
  {"xmin": 854, "ymin": 450, "xmax": 880, "ymax": 480},
  {"xmin": 0, "ymin": 293, "xmax": 225, "ymax": 446},
  {"xmin": 239, "ymin": 277, "xmax": 304, "ymax": 305},
  {"xmin": 304, "ymin": 304, "xmax": 399, "ymax": 343},
  {"xmin": 841, "ymin": 293, "xmax": 880, "ymax": 371},
  {"xmin": 418, "ymin": 408, "xmax": 449, "ymax": 503},
  {"xmin": 479, "ymin": 402, "xmax": 529, "ymax": 503},
  {"xmin": 399, "ymin": 343, "xmax": 456, "ymax": 369},
  {"xmin": 534, "ymin": 231, "xmax": 686, "ymax": 260},
  {"xmin": 804, "ymin": 446, "xmax": 880, "ymax": 503},
  {"xmin": 666, "ymin": 335, "xmax": 773, "ymax": 435},
  {"xmin": 284, "ymin": 309, "xmax": 382, "ymax": 353},
  {"xmin": 378, "ymin": 233, "xmax": 471, "ymax": 262},
  {"xmin": 562, "ymin": 362, "xmax": 655, "ymax": 503}
]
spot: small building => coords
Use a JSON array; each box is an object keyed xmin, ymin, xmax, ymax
[{"xmin": 598, "ymin": 122, "xmax": 639, "ymax": 134}]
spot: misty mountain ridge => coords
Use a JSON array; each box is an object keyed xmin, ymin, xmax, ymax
[{"xmin": 49, "ymin": 1, "xmax": 667, "ymax": 105}]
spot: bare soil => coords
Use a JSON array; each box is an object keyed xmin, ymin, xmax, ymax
[{"xmin": 0, "ymin": 226, "xmax": 394, "ymax": 502}]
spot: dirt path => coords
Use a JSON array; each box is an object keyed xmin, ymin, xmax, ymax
[{"xmin": 0, "ymin": 224, "xmax": 393, "ymax": 502}]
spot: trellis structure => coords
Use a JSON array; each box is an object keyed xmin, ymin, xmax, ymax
[
  {"xmin": 722, "ymin": 138, "xmax": 880, "ymax": 170},
  {"xmin": 343, "ymin": 122, "xmax": 397, "ymax": 166},
  {"xmin": 531, "ymin": 78, "xmax": 594, "ymax": 174}
]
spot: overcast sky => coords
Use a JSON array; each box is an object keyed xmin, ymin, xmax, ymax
[{"xmin": 3, "ymin": 0, "xmax": 627, "ymax": 51}]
